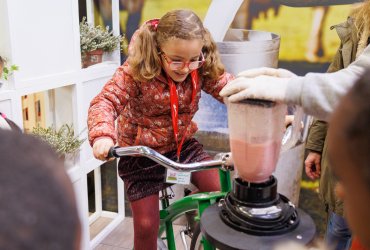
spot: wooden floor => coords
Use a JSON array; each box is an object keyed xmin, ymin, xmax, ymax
[{"xmin": 94, "ymin": 217, "xmax": 191, "ymax": 250}]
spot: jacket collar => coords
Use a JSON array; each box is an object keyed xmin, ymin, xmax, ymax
[
  {"xmin": 331, "ymin": 17, "xmax": 359, "ymax": 66},
  {"xmin": 330, "ymin": 17, "xmax": 357, "ymax": 44}
]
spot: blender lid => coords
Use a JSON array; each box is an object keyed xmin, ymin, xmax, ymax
[{"xmin": 275, "ymin": 0, "xmax": 362, "ymax": 7}]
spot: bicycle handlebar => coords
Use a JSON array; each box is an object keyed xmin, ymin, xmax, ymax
[{"xmin": 108, "ymin": 146, "xmax": 233, "ymax": 172}]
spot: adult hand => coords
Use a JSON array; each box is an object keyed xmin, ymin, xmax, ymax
[
  {"xmin": 237, "ymin": 67, "xmax": 297, "ymax": 78},
  {"xmin": 304, "ymin": 151, "xmax": 322, "ymax": 180},
  {"xmin": 220, "ymin": 67, "xmax": 296, "ymax": 103},
  {"xmin": 93, "ymin": 137, "xmax": 115, "ymax": 161}
]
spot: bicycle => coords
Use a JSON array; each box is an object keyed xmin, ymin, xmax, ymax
[{"xmin": 108, "ymin": 145, "xmax": 233, "ymax": 250}]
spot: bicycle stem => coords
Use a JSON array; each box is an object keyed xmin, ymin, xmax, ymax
[{"xmin": 110, "ymin": 146, "xmax": 232, "ymax": 172}]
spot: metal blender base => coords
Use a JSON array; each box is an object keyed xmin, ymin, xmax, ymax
[{"xmin": 200, "ymin": 203, "xmax": 316, "ymax": 250}]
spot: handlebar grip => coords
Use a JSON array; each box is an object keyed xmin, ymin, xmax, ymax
[{"xmin": 107, "ymin": 147, "xmax": 118, "ymax": 158}]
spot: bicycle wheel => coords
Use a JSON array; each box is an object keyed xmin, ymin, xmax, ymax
[{"xmin": 190, "ymin": 222, "xmax": 202, "ymax": 250}]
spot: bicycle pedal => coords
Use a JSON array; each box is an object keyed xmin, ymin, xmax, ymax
[
  {"xmin": 159, "ymin": 187, "xmax": 175, "ymax": 200},
  {"xmin": 168, "ymin": 186, "xmax": 175, "ymax": 199},
  {"xmin": 183, "ymin": 228, "xmax": 193, "ymax": 238}
]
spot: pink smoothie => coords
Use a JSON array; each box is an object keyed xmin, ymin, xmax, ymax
[{"xmin": 230, "ymin": 139, "xmax": 281, "ymax": 183}]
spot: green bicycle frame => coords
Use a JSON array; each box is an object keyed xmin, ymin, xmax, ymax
[{"xmin": 159, "ymin": 168, "xmax": 232, "ymax": 250}]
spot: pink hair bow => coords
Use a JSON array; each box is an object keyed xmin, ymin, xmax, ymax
[{"xmin": 146, "ymin": 19, "xmax": 159, "ymax": 31}]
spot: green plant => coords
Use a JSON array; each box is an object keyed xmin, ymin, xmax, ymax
[
  {"xmin": 31, "ymin": 124, "xmax": 86, "ymax": 157},
  {"xmin": 0, "ymin": 56, "xmax": 19, "ymax": 80},
  {"xmin": 2, "ymin": 65, "xmax": 19, "ymax": 80},
  {"xmin": 80, "ymin": 17, "xmax": 123, "ymax": 54}
]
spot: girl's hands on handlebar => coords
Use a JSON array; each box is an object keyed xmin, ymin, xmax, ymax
[{"xmin": 93, "ymin": 138, "xmax": 115, "ymax": 161}]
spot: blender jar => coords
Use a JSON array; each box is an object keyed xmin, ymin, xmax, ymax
[{"xmin": 227, "ymin": 99, "xmax": 287, "ymax": 183}]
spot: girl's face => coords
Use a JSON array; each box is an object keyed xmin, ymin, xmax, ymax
[{"xmin": 160, "ymin": 38, "xmax": 204, "ymax": 83}]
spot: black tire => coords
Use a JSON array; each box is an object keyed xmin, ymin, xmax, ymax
[{"xmin": 190, "ymin": 222, "xmax": 202, "ymax": 250}]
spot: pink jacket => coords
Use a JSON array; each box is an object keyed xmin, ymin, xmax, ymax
[{"xmin": 88, "ymin": 62, "xmax": 233, "ymax": 154}]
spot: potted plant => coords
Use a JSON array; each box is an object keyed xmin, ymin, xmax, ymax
[
  {"xmin": 80, "ymin": 17, "xmax": 122, "ymax": 68},
  {"xmin": 31, "ymin": 124, "xmax": 86, "ymax": 167},
  {"xmin": 0, "ymin": 56, "xmax": 19, "ymax": 88}
]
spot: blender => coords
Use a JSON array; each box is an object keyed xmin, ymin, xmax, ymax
[
  {"xmin": 199, "ymin": 99, "xmax": 316, "ymax": 250},
  {"xmin": 228, "ymin": 99, "xmax": 288, "ymax": 183}
]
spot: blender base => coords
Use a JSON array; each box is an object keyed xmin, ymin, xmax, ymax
[{"xmin": 200, "ymin": 203, "xmax": 316, "ymax": 250}]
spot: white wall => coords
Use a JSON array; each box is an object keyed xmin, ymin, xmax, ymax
[
  {"xmin": 1, "ymin": 0, "xmax": 124, "ymax": 248},
  {"xmin": 80, "ymin": 77, "xmax": 108, "ymax": 162},
  {"xmin": 0, "ymin": 0, "xmax": 12, "ymax": 61},
  {"xmin": 0, "ymin": 98, "xmax": 12, "ymax": 117},
  {"xmin": 54, "ymin": 85, "xmax": 74, "ymax": 128},
  {"xmin": 6, "ymin": 0, "xmax": 81, "ymax": 88}
]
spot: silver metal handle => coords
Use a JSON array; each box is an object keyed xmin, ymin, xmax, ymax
[{"xmin": 110, "ymin": 146, "xmax": 232, "ymax": 172}]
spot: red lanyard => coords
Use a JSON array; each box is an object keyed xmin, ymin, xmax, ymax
[{"xmin": 167, "ymin": 71, "xmax": 199, "ymax": 161}]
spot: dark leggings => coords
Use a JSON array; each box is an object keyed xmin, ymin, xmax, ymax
[{"xmin": 130, "ymin": 168, "xmax": 220, "ymax": 250}]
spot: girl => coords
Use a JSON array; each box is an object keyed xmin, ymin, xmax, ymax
[{"xmin": 87, "ymin": 9, "xmax": 233, "ymax": 249}]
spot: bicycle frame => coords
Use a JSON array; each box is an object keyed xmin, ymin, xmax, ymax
[
  {"xmin": 159, "ymin": 168, "xmax": 232, "ymax": 250},
  {"xmin": 108, "ymin": 146, "xmax": 233, "ymax": 250}
]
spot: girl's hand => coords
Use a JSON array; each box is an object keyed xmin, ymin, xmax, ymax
[{"xmin": 93, "ymin": 138, "xmax": 115, "ymax": 161}]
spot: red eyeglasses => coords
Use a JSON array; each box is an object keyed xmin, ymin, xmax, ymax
[{"xmin": 161, "ymin": 51, "xmax": 205, "ymax": 71}]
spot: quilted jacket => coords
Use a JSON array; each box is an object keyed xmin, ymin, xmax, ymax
[{"xmin": 88, "ymin": 62, "xmax": 233, "ymax": 154}]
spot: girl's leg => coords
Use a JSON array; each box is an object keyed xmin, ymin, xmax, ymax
[
  {"xmin": 191, "ymin": 169, "xmax": 220, "ymax": 192},
  {"xmin": 130, "ymin": 193, "xmax": 160, "ymax": 250}
]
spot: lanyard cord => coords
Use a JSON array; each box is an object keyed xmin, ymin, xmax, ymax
[{"xmin": 167, "ymin": 71, "xmax": 199, "ymax": 161}]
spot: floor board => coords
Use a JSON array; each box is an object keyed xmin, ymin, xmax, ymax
[{"xmin": 94, "ymin": 217, "xmax": 191, "ymax": 250}]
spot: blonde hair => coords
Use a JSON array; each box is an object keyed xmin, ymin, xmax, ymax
[
  {"xmin": 128, "ymin": 9, "xmax": 225, "ymax": 83},
  {"xmin": 351, "ymin": 0, "xmax": 370, "ymax": 57}
]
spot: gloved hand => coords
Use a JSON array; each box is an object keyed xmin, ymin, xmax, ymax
[
  {"xmin": 92, "ymin": 137, "xmax": 115, "ymax": 161},
  {"xmin": 220, "ymin": 67, "xmax": 296, "ymax": 103},
  {"xmin": 237, "ymin": 67, "xmax": 296, "ymax": 78}
]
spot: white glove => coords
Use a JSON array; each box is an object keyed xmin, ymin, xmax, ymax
[
  {"xmin": 220, "ymin": 67, "xmax": 296, "ymax": 103},
  {"xmin": 237, "ymin": 67, "xmax": 297, "ymax": 78},
  {"xmin": 92, "ymin": 137, "xmax": 115, "ymax": 161}
]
